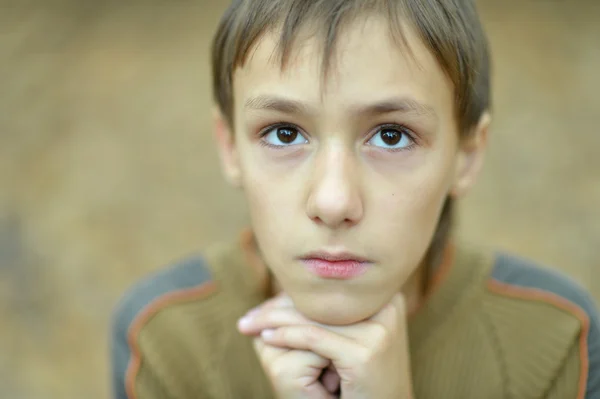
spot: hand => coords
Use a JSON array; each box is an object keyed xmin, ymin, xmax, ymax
[
  {"xmin": 241, "ymin": 295, "xmax": 340, "ymax": 399},
  {"xmin": 238, "ymin": 293, "xmax": 414, "ymax": 399}
]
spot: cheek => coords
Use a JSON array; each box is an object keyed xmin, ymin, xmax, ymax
[
  {"xmin": 375, "ymin": 149, "xmax": 454, "ymax": 213},
  {"xmin": 370, "ymin": 158, "xmax": 454, "ymax": 253},
  {"xmin": 242, "ymin": 164, "xmax": 298, "ymax": 219},
  {"xmin": 375, "ymin": 184, "xmax": 444, "ymax": 242},
  {"xmin": 238, "ymin": 147, "xmax": 304, "ymax": 252}
]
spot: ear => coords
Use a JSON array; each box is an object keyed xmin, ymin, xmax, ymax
[
  {"xmin": 213, "ymin": 108, "xmax": 242, "ymax": 188},
  {"xmin": 450, "ymin": 112, "xmax": 491, "ymax": 198}
]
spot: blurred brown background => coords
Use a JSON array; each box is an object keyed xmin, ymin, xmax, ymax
[{"xmin": 0, "ymin": 0, "xmax": 598, "ymax": 398}]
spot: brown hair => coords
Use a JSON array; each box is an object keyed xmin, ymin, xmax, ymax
[{"xmin": 211, "ymin": 0, "xmax": 491, "ymax": 272}]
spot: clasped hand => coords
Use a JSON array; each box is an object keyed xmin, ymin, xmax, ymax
[{"xmin": 237, "ymin": 293, "xmax": 413, "ymax": 399}]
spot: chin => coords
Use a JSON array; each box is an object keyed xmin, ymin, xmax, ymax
[{"xmin": 292, "ymin": 291, "xmax": 384, "ymax": 326}]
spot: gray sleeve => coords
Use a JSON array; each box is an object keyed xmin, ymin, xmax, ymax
[
  {"xmin": 581, "ymin": 288, "xmax": 600, "ymax": 398},
  {"xmin": 110, "ymin": 300, "xmax": 134, "ymax": 399}
]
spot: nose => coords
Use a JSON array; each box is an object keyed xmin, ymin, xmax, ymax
[{"xmin": 306, "ymin": 144, "xmax": 364, "ymax": 229}]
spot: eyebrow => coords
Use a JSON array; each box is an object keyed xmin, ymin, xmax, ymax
[
  {"xmin": 244, "ymin": 95, "xmax": 437, "ymax": 120},
  {"xmin": 245, "ymin": 95, "xmax": 311, "ymax": 115}
]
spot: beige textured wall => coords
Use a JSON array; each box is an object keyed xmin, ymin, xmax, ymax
[{"xmin": 0, "ymin": 1, "xmax": 598, "ymax": 398}]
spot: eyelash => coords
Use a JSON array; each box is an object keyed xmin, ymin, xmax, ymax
[
  {"xmin": 257, "ymin": 123, "xmax": 419, "ymax": 152},
  {"xmin": 257, "ymin": 123, "xmax": 300, "ymax": 150},
  {"xmin": 373, "ymin": 123, "xmax": 418, "ymax": 152}
]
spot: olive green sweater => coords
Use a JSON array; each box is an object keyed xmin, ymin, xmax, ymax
[{"xmin": 111, "ymin": 231, "xmax": 600, "ymax": 398}]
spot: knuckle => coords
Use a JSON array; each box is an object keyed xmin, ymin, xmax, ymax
[
  {"xmin": 375, "ymin": 333, "xmax": 393, "ymax": 355},
  {"xmin": 362, "ymin": 325, "xmax": 393, "ymax": 359},
  {"xmin": 267, "ymin": 356, "xmax": 317, "ymax": 396},
  {"xmin": 304, "ymin": 325, "xmax": 322, "ymax": 344},
  {"xmin": 371, "ymin": 323, "xmax": 389, "ymax": 339},
  {"xmin": 393, "ymin": 294, "xmax": 408, "ymax": 313},
  {"xmin": 388, "ymin": 305, "xmax": 400, "ymax": 325},
  {"xmin": 268, "ymin": 358, "xmax": 292, "ymax": 381},
  {"xmin": 355, "ymin": 346, "xmax": 372, "ymax": 365},
  {"xmin": 368, "ymin": 323, "xmax": 391, "ymax": 349},
  {"xmin": 269, "ymin": 365, "xmax": 287, "ymax": 381}
]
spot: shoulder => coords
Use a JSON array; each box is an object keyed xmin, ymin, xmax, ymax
[
  {"xmin": 483, "ymin": 251, "xmax": 600, "ymax": 398},
  {"xmin": 112, "ymin": 254, "xmax": 217, "ymax": 338},
  {"xmin": 488, "ymin": 252, "xmax": 597, "ymax": 319},
  {"xmin": 111, "ymin": 234, "xmax": 263, "ymax": 343},
  {"xmin": 110, "ymin": 253, "xmax": 219, "ymax": 398},
  {"xmin": 109, "ymin": 235, "xmax": 266, "ymax": 399}
]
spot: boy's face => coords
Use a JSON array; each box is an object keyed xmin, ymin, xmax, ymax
[{"xmin": 216, "ymin": 17, "xmax": 488, "ymax": 325}]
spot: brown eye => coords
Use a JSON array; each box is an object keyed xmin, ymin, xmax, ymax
[
  {"xmin": 380, "ymin": 129, "xmax": 402, "ymax": 146},
  {"xmin": 367, "ymin": 126, "xmax": 415, "ymax": 150},
  {"xmin": 261, "ymin": 124, "xmax": 308, "ymax": 147},
  {"xmin": 277, "ymin": 127, "xmax": 298, "ymax": 144}
]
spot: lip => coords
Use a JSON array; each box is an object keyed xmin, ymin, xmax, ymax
[
  {"xmin": 300, "ymin": 250, "xmax": 372, "ymax": 263},
  {"xmin": 299, "ymin": 250, "xmax": 372, "ymax": 279}
]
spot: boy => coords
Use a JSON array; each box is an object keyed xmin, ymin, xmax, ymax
[{"xmin": 111, "ymin": 0, "xmax": 600, "ymax": 398}]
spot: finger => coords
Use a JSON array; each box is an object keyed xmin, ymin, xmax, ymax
[
  {"xmin": 321, "ymin": 366, "xmax": 341, "ymax": 394},
  {"xmin": 253, "ymin": 337, "xmax": 289, "ymax": 364},
  {"xmin": 239, "ymin": 306, "xmax": 353, "ymax": 337},
  {"xmin": 370, "ymin": 293, "xmax": 407, "ymax": 329},
  {"xmin": 261, "ymin": 325, "xmax": 366, "ymax": 368},
  {"xmin": 244, "ymin": 294, "xmax": 295, "ymax": 317},
  {"xmin": 263, "ymin": 293, "xmax": 295, "ymax": 309},
  {"xmin": 270, "ymin": 352, "xmax": 335, "ymax": 399},
  {"xmin": 255, "ymin": 338, "xmax": 334, "ymax": 397},
  {"xmin": 239, "ymin": 307, "xmax": 313, "ymax": 334},
  {"xmin": 254, "ymin": 337, "xmax": 340, "ymax": 373}
]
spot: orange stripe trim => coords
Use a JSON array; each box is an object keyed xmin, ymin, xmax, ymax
[
  {"xmin": 409, "ymin": 241, "xmax": 456, "ymax": 318},
  {"xmin": 487, "ymin": 279, "xmax": 590, "ymax": 399},
  {"xmin": 124, "ymin": 281, "xmax": 218, "ymax": 399},
  {"xmin": 427, "ymin": 241, "xmax": 456, "ymax": 295}
]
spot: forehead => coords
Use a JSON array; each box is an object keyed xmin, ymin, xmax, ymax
[{"xmin": 233, "ymin": 16, "xmax": 454, "ymax": 116}]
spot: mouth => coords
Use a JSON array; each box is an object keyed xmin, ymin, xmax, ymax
[{"xmin": 299, "ymin": 250, "xmax": 372, "ymax": 280}]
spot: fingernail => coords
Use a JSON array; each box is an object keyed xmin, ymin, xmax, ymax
[
  {"xmin": 279, "ymin": 296, "xmax": 294, "ymax": 307},
  {"xmin": 261, "ymin": 329, "xmax": 275, "ymax": 340},
  {"xmin": 237, "ymin": 316, "xmax": 252, "ymax": 330},
  {"xmin": 246, "ymin": 308, "xmax": 260, "ymax": 317}
]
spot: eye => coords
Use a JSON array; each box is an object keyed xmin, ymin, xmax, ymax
[
  {"xmin": 367, "ymin": 126, "xmax": 415, "ymax": 150},
  {"xmin": 261, "ymin": 125, "xmax": 308, "ymax": 147}
]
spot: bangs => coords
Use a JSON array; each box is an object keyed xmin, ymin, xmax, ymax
[{"xmin": 212, "ymin": 0, "xmax": 490, "ymax": 134}]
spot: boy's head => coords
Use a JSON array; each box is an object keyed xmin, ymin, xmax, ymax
[{"xmin": 211, "ymin": 0, "xmax": 491, "ymax": 325}]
